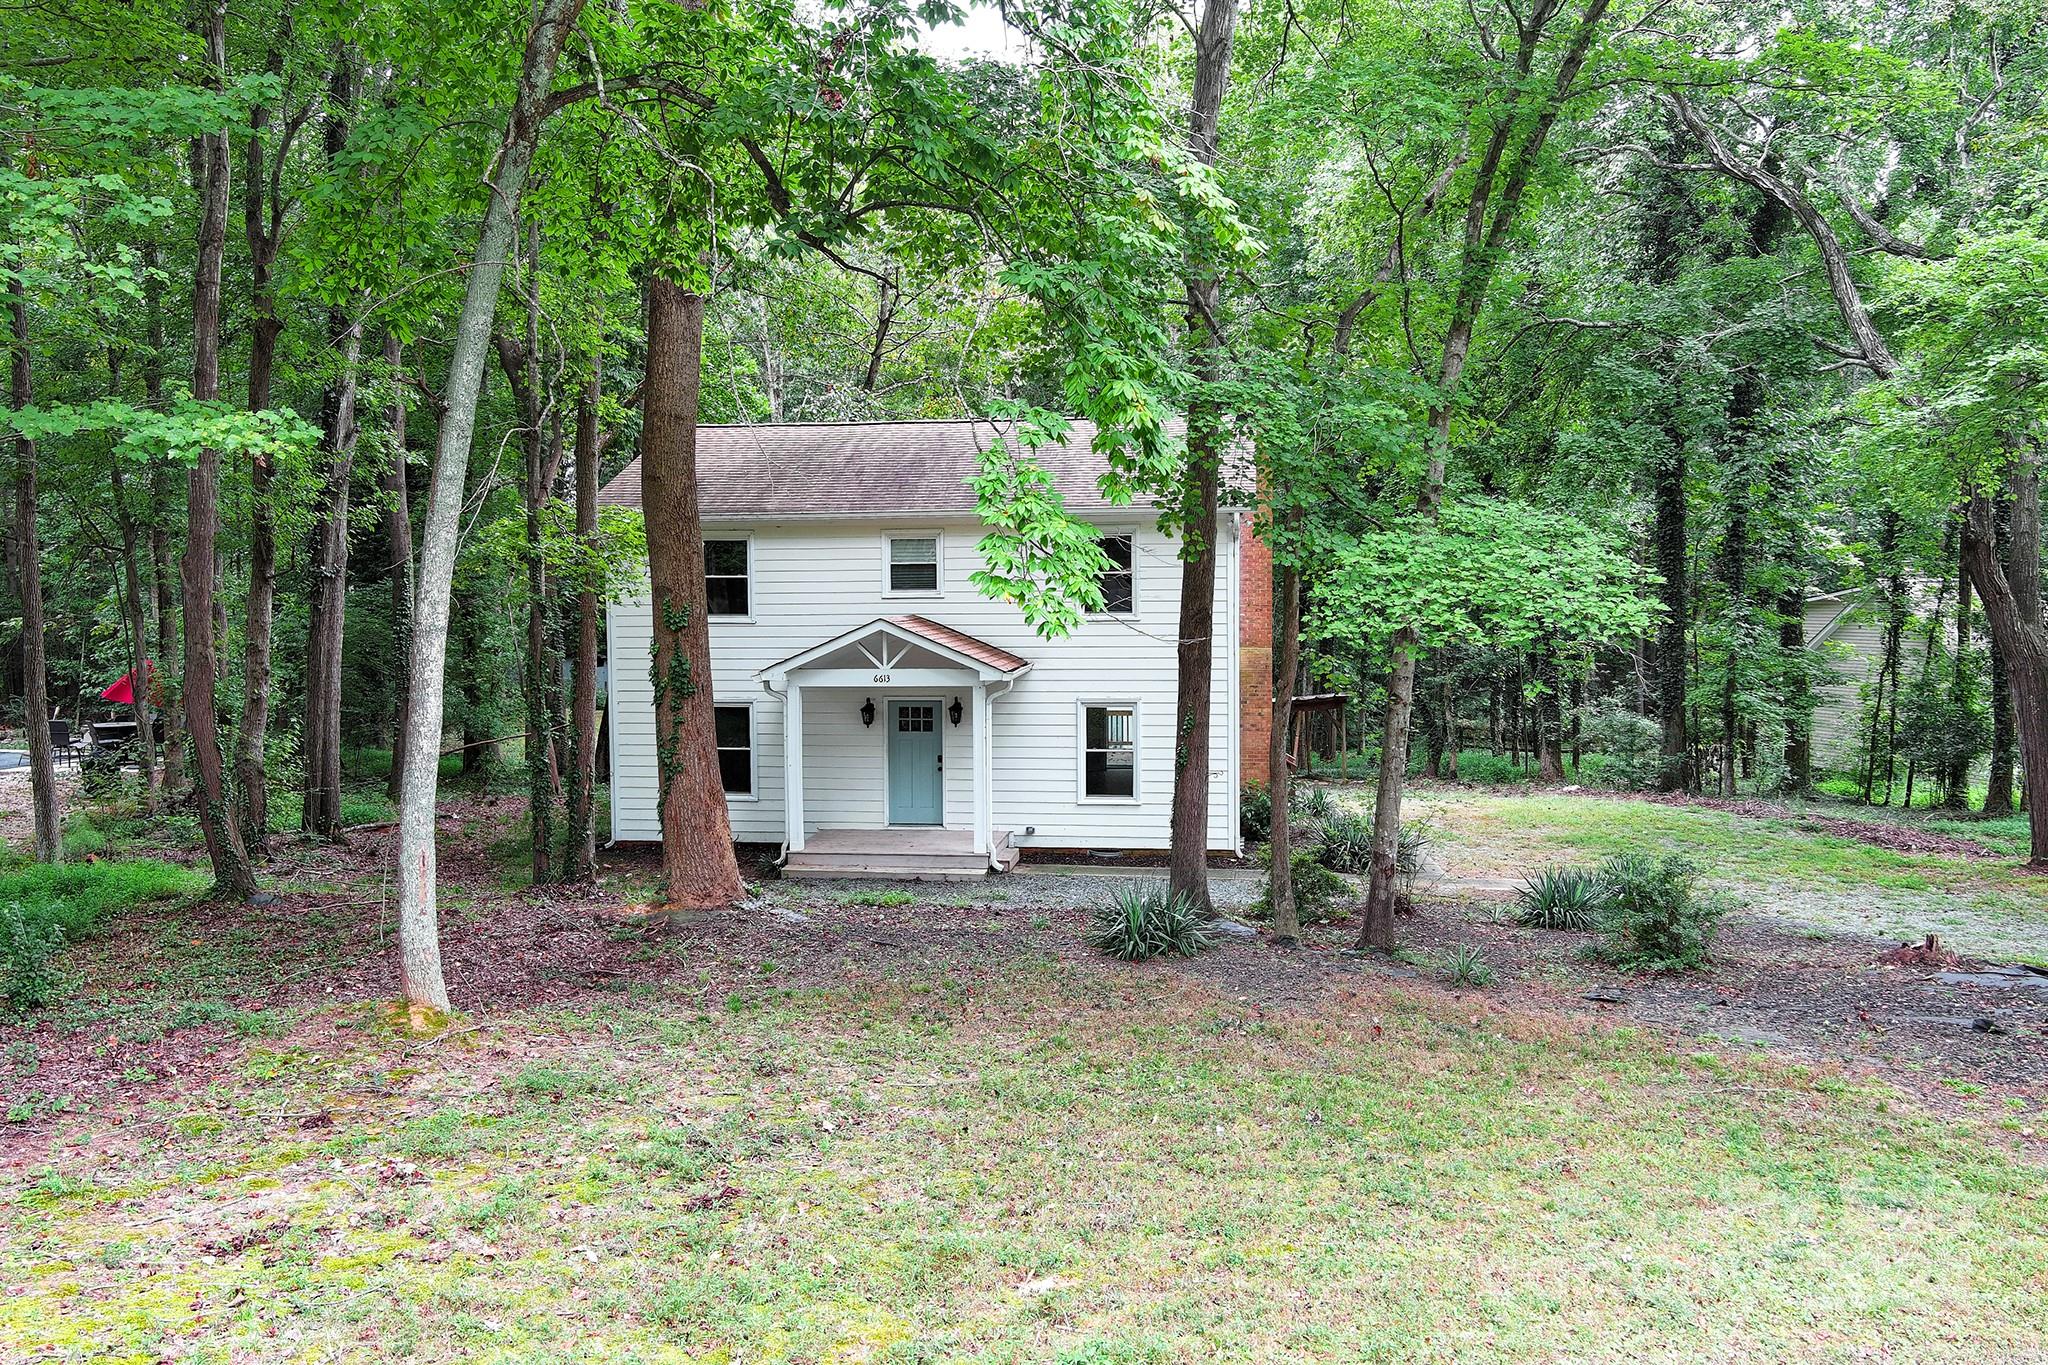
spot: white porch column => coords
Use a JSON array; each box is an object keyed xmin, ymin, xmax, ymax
[
  {"xmin": 971, "ymin": 681, "xmax": 990, "ymax": 856},
  {"xmin": 783, "ymin": 682, "xmax": 805, "ymax": 853}
]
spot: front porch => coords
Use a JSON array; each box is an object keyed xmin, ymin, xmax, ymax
[
  {"xmin": 759, "ymin": 615, "xmax": 1034, "ymax": 876},
  {"xmin": 782, "ymin": 826, "xmax": 1024, "ymax": 879}
]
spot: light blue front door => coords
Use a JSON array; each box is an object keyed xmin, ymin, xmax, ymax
[{"xmin": 887, "ymin": 701, "xmax": 943, "ymax": 825}]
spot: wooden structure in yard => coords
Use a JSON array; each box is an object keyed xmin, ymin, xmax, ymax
[{"xmin": 1290, "ymin": 692, "xmax": 1349, "ymax": 777}]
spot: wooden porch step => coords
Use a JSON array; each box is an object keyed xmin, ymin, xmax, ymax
[{"xmin": 782, "ymin": 828, "xmax": 1022, "ymax": 879}]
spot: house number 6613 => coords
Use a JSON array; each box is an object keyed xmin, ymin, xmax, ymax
[{"xmin": 872, "ymin": 673, "xmax": 890, "ymax": 682}]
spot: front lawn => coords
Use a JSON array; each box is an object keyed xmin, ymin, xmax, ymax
[{"xmin": 5, "ymin": 932, "xmax": 2045, "ymax": 1362}]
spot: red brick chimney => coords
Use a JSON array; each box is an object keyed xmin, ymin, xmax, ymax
[{"xmin": 1238, "ymin": 514, "xmax": 1273, "ymax": 791}]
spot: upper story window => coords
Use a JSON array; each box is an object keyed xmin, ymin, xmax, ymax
[
  {"xmin": 1094, "ymin": 533, "xmax": 1134, "ymax": 614},
  {"xmin": 705, "ymin": 538, "xmax": 750, "ymax": 617},
  {"xmin": 885, "ymin": 534, "xmax": 941, "ymax": 594}
]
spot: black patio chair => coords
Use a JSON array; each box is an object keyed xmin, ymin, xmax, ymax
[{"xmin": 47, "ymin": 718, "xmax": 78, "ymax": 769}]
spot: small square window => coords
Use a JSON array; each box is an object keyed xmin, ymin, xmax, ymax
[
  {"xmin": 1095, "ymin": 534, "xmax": 1134, "ymax": 614},
  {"xmin": 714, "ymin": 704, "xmax": 753, "ymax": 795},
  {"xmin": 888, "ymin": 536, "xmax": 940, "ymax": 593},
  {"xmin": 705, "ymin": 538, "xmax": 750, "ymax": 617},
  {"xmin": 1082, "ymin": 704, "xmax": 1136, "ymax": 799}
]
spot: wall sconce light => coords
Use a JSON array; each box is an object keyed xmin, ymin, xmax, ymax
[
  {"xmin": 948, "ymin": 697, "xmax": 964, "ymax": 727},
  {"xmin": 861, "ymin": 698, "xmax": 876, "ymax": 728}
]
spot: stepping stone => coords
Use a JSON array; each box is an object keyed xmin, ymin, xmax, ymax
[{"xmin": 1584, "ymin": 987, "xmax": 1627, "ymax": 1004}]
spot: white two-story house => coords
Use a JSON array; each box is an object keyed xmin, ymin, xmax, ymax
[{"xmin": 599, "ymin": 419, "xmax": 1272, "ymax": 876}]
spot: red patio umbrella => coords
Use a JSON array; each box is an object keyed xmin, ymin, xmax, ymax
[{"xmin": 100, "ymin": 660, "xmax": 152, "ymax": 706}]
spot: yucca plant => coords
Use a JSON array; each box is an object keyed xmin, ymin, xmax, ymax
[
  {"xmin": 1441, "ymin": 944, "xmax": 1496, "ymax": 987},
  {"xmin": 1513, "ymin": 865, "xmax": 1604, "ymax": 931},
  {"xmin": 1289, "ymin": 785, "xmax": 1336, "ymax": 822},
  {"xmin": 1313, "ymin": 812, "xmax": 1374, "ymax": 873},
  {"xmin": 1087, "ymin": 883, "xmax": 1215, "ymax": 961}
]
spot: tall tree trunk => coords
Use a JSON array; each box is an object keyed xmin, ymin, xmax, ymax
[
  {"xmin": 497, "ymin": 229, "xmax": 564, "ymax": 884},
  {"xmin": 1359, "ymin": 0, "xmax": 1615, "ymax": 950},
  {"xmin": 1964, "ymin": 465, "xmax": 2048, "ymax": 860},
  {"xmin": 1534, "ymin": 642, "xmax": 1565, "ymax": 780},
  {"xmin": 643, "ymin": 275, "xmax": 743, "ymax": 910},
  {"xmin": 1266, "ymin": 553, "xmax": 1302, "ymax": 942},
  {"xmin": 1652, "ymin": 436, "xmax": 1689, "ymax": 789},
  {"xmin": 563, "ymin": 349, "xmax": 602, "ymax": 884},
  {"xmin": 183, "ymin": 4, "xmax": 257, "ymax": 899},
  {"xmin": 8, "ymin": 278, "xmax": 60, "ymax": 862},
  {"xmin": 142, "ymin": 240, "xmax": 184, "ymax": 799},
  {"xmin": 392, "ymin": 0, "xmax": 585, "ymax": 1010},
  {"xmin": 1166, "ymin": 0, "xmax": 1239, "ymax": 917},
  {"xmin": 383, "ymin": 333, "xmax": 414, "ymax": 803},
  {"xmin": 1719, "ymin": 476, "xmax": 1749, "ymax": 797},
  {"xmin": 302, "ymin": 53, "xmax": 364, "ymax": 841},
  {"xmin": 302, "ymin": 303, "xmax": 362, "ymax": 839},
  {"xmin": 231, "ymin": 40, "xmax": 288, "ymax": 857}
]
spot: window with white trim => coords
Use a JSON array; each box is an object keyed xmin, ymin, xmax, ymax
[
  {"xmin": 886, "ymin": 534, "xmax": 940, "ymax": 593},
  {"xmin": 714, "ymin": 704, "xmax": 754, "ymax": 795},
  {"xmin": 704, "ymin": 538, "xmax": 750, "ymax": 617},
  {"xmin": 1082, "ymin": 704, "xmax": 1137, "ymax": 799},
  {"xmin": 1094, "ymin": 533, "xmax": 1134, "ymax": 614}
]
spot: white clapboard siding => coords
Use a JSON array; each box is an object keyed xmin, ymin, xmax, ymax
[
  {"xmin": 1804, "ymin": 596, "xmax": 1886, "ymax": 769},
  {"xmin": 607, "ymin": 513, "xmax": 1241, "ymax": 851}
]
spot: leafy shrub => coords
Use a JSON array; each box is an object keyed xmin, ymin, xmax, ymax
[
  {"xmin": 1437, "ymin": 750, "xmax": 1532, "ymax": 786},
  {"xmin": 1252, "ymin": 843, "xmax": 1348, "ymax": 923},
  {"xmin": 1440, "ymin": 944, "xmax": 1496, "ymax": 987},
  {"xmin": 1290, "ymin": 785, "xmax": 1336, "ymax": 821},
  {"xmin": 1513, "ymin": 866, "xmax": 1604, "ymax": 931},
  {"xmin": 1239, "ymin": 782, "xmax": 1272, "ymax": 844},
  {"xmin": 0, "ymin": 905, "xmax": 63, "ymax": 1013},
  {"xmin": 1576, "ymin": 701, "xmax": 1665, "ymax": 792},
  {"xmin": 0, "ymin": 860, "xmax": 201, "ymax": 1013},
  {"xmin": 1087, "ymin": 883, "xmax": 1214, "ymax": 961},
  {"xmin": 1314, "ymin": 812, "xmax": 1376, "ymax": 873},
  {"xmin": 1591, "ymin": 853, "xmax": 1730, "ymax": 971}
]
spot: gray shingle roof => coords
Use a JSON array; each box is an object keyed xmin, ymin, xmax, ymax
[{"xmin": 596, "ymin": 418, "xmax": 1182, "ymax": 519}]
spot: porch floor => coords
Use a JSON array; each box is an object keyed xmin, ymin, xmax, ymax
[{"xmin": 783, "ymin": 827, "xmax": 1021, "ymax": 879}]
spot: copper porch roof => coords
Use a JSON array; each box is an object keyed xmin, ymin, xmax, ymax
[
  {"xmin": 596, "ymin": 417, "xmax": 1187, "ymax": 519},
  {"xmin": 885, "ymin": 615, "xmax": 1030, "ymax": 675}
]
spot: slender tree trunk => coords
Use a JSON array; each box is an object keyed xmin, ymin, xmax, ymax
[
  {"xmin": 8, "ymin": 278, "xmax": 60, "ymax": 862},
  {"xmin": 1267, "ymin": 554, "xmax": 1301, "ymax": 942},
  {"xmin": 1965, "ymin": 479, "xmax": 2048, "ymax": 860},
  {"xmin": 110, "ymin": 458, "xmax": 158, "ymax": 813},
  {"xmin": 1779, "ymin": 584, "xmax": 1812, "ymax": 795},
  {"xmin": 643, "ymin": 276, "xmax": 743, "ymax": 909},
  {"xmin": 1535, "ymin": 642, "xmax": 1565, "ymax": 781},
  {"xmin": 383, "ymin": 334, "xmax": 414, "ymax": 803},
  {"xmin": 393, "ymin": 0, "xmax": 586, "ymax": 1010},
  {"xmin": 183, "ymin": 5, "xmax": 257, "ymax": 899},
  {"xmin": 231, "ymin": 55, "xmax": 287, "ymax": 857},
  {"xmin": 141, "ymin": 240, "xmax": 184, "ymax": 799},
  {"xmin": 563, "ymin": 349, "xmax": 602, "ymax": 883},
  {"xmin": 1653, "ymin": 437, "xmax": 1689, "ymax": 789},
  {"xmin": 1166, "ymin": 0, "xmax": 1239, "ymax": 917},
  {"xmin": 303, "ymin": 303, "xmax": 362, "ymax": 839},
  {"xmin": 1358, "ymin": 0, "xmax": 1615, "ymax": 950}
]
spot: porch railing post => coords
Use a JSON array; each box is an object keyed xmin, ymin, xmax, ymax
[
  {"xmin": 784, "ymin": 682, "xmax": 805, "ymax": 853},
  {"xmin": 972, "ymin": 681, "xmax": 989, "ymax": 856}
]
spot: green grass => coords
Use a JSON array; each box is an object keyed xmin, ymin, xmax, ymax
[
  {"xmin": 0, "ymin": 858, "xmax": 204, "ymax": 941},
  {"xmin": 1396, "ymin": 789, "xmax": 2048, "ymax": 959},
  {"xmin": 4, "ymin": 966, "xmax": 2042, "ymax": 1363}
]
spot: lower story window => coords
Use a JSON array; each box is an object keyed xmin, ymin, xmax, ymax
[
  {"xmin": 715, "ymin": 704, "xmax": 753, "ymax": 796},
  {"xmin": 1082, "ymin": 704, "xmax": 1136, "ymax": 798}
]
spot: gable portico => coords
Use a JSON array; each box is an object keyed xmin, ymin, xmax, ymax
[{"xmin": 758, "ymin": 616, "xmax": 1031, "ymax": 873}]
